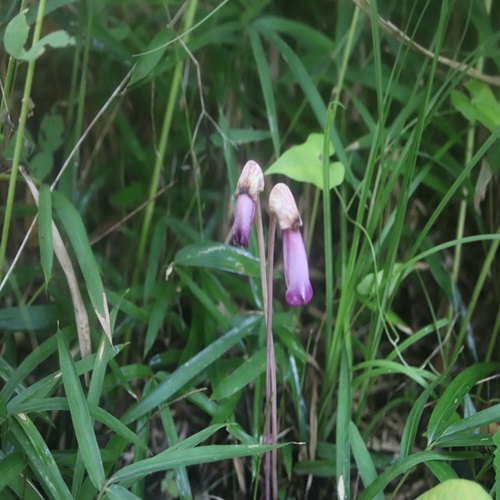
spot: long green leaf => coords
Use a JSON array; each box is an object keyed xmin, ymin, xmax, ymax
[
  {"xmin": 10, "ymin": 414, "xmax": 72, "ymax": 499},
  {"xmin": 176, "ymin": 267, "xmax": 230, "ymax": 329},
  {"xmin": 349, "ymin": 421, "xmax": 383, "ymax": 500},
  {"xmin": 424, "ymin": 460, "xmax": 458, "ymax": 482},
  {"xmin": 121, "ymin": 316, "xmax": 260, "ymax": 425},
  {"xmin": 336, "ymin": 350, "xmax": 351, "ymax": 499},
  {"xmin": 8, "ymin": 344, "xmax": 120, "ymax": 413},
  {"xmin": 1, "ymin": 333, "xmax": 58, "ymax": 400},
  {"xmin": 359, "ymin": 450, "xmax": 484, "ymax": 500},
  {"xmin": 160, "ymin": 408, "xmax": 193, "ymax": 499},
  {"xmin": 0, "ymin": 451, "xmax": 27, "ymax": 494},
  {"xmin": 494, "ymin": 426, "xmax": 500, "ymax": 500},
  {"xmin": 105, "ymin": 484, "xmax": 142, "ymax": 500},
  {"xmin": 110, "ymin": 443, "xmax": 288, "ymax": 488},
  {"xmin": 437, "ymin": 404, "xmax": 500, "ymax": 441},
  {"xmin": 400, "ymin": 369, "xmax": 447, "ymax": 459},
  {"xmin": 57, "ymin": 331, "xmax": 105, "ymax": 489},
  {"xmin": 211, "ymin": 348, "xmax": 266, "ymax": 400},
  {"xmin": 38, "ymin": 184, "xmax": 53, "ymax": 285},
  {"xmin": 427, "ymin": 362, "xmax": 500, "ymax": 443},
  {"xmin": 353, "ymin": 360, "xmax": 436, "ymax": 389},
  {"xmin": 0, "ymin": 305, "xmax": 58, "ymax": 332},
  {"xmin": 175, "ymin": 242, "xmax": 262, "ymax": 277},
  {"xmin": 249, "ymin": 28, "xmax": 280, "ymax": 158},
  {"xmin": 52, "ymin": 190, "xmax": 111, "ymax": 342},
  {"xmin": 13, "ymin": 396, "xmax": 148, "ymax": 453}
]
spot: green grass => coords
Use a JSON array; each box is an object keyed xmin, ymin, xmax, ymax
[{"xmin": 1, "ymin": 0, "xmax": 500, "ymax": 498}]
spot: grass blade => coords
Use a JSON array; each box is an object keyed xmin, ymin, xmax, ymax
[
  {"xmin": 38, "ymin": 184, "xmax": 53, "ymax": 286},
  {"xmin": 427, "ymin": 362, "xmax": 500, "ymax": 444},
  {"xmin": 0, "ymin": 451, "xmax": 27, "ymax": 494},
  {"xmin": 52, "ymin": 190, "xmax": 111, "ymax": 342},
  {"xmin": 359, "ymin": 450, "xmax": 484, "ymax": 500},
  {"xmin": 10, "ymin": 414, "xmax": 72, "ymax": 499},
  {"xmin": 349, "ymin": 421, "xmax": 383, "ymax": 500},
  {"xmin": 1, "ymin": 334, "xmax": 58, "ymax": 401},
  {"xmin": 211, "ymin": 347, "xmax": 266, "ymax": 400},
  {"xmin": 121, "ymin": 316, "xmax": 260, "ymax": 425},
  {"xmin": 437, "ymin": 404, "xmax": 500, "ymax": 441},
  {"xmin": 336, "ymin": 349, "xmax": 350, "ymax": 499},
  {"xmin": 111, "ymin": 443, "xmax": 289, "ymax": 488},
  {"xmin": 105, "ymin": 484, "xmax": 142, "ymax": 500},
  {"xmin": 249, "ymin": 28, "xmax": 280, "ymax": 158},
  {"xmin": 175, "ymin": 242, "xmax": 262, "ymax": 277},
  {"xmin": 57, "ymin": 330, "xmax": 105, "ymax": 489}
]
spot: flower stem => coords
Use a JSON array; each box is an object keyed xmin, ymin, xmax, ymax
[
  {"xmin": 265, "ymin": 214, "xmax": 277, "ymax": 500},
  {"xmin": 255, "ymin": 200, "xmax": 268, "ymax": 321}
]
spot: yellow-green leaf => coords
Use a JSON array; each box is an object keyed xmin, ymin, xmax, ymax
[
  {"xmin": 266, "ymin": 133, "xmax": 344, "ymax": 189},
  {"xmin": 416, "ymin": 479, "xmax": 491, "ymax": 500}
]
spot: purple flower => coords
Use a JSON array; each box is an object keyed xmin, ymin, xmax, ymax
[
  {"xmin": 283, "ymin": 228, "xmax": 313, "ymax": 306},
  {"xmin": 233, "ymin": 160, "xmax": 264, "ymax": 248},
  {"xmin": 269, "ymin": 183, "xmax": 313, "ymax": 306},
  {"xmin": 233, "ymin": 192, "xmax": 255, "ymax": 247}
]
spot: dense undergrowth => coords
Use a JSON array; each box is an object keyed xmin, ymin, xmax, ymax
[{"xmin": 1, "ymin": 0, "xmax": 500, "ymax": 498}]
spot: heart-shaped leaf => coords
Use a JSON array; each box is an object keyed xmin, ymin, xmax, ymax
[{"xmin": 266, "ymin": 133, "xmax": 344, "ymax": 189}]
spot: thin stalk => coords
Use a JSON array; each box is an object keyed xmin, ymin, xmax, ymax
[
  {"xmin": 265, "ymin": 214, "xmax": 277, "ymax": 500},
  {"xmin": 305, "ymin": 186, "xmax": 321, "ymax": 257},
  {"xmin": 322, "ymin": 7, "xmax": 360, "ymax": 392},
  {"xmin": 62, "ymin": 0, "xmax": 94, "ymax": 196},
  {"xmin": 255, "ymin": 200, "xmax": 268, "ymax": 321},
  {"xmin": 0, "ymin": 0, "xmax": 48, "ymax": 277},
  {"xmin": 451, "ymin": 226, "xmax": 500, "ymax": 362},
  {"xmin": 0, "ymin": 0, "xmax": 27, "ymax": 135},
  {"xmin": 133, "ymin": 0, "xmax": 198, "ymax": 284},
  {"xmin": 0, "ymin": 60, "xmax": 15, "ymax": 133},
  {"xmin": 446, "ymin": 0, "xmax": 491, "ymax": 365}
]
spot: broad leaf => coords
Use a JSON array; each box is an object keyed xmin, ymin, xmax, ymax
[
  {"xmin": 416, "ymin": 479, "xmax": 491, "ymax": 500},
  {"xmin": 175, "ymin": 242, "xmax": 262, "ymax": 277},
  {"xmin": 266, "ymin": 133, "xmax": 344, "ymax": 189}
]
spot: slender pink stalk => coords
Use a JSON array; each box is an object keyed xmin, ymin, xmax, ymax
[{"xmin": 265, "ymin": 215, "xmax": 278, "ymax": 500}]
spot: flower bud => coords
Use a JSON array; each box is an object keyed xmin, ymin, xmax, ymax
[
  {"xmin": 233, "ymin": 160, "xmax": 264, "ymax": 247},
  {"xmin": 234, "ymin": 160, "xmax": 264, "ymax": 202},
  {"xmin": 269, "ymin": 183, "xmax": 302, "ymax": 231},
  {"xmin": 269, "ymin": 183, "xmax": 312, "ymax": 306}
]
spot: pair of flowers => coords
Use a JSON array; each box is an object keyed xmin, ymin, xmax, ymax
[{"xmin": 232, "ymin": 160, "xmax": 313, "ymax": 306}]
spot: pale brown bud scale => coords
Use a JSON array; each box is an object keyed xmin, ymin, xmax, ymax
[
  {"xmin": 234, "ymin": 160, "xmax": 264, "ymax": 202},
  {"xmin": 269, "ymin": 183, "xmax": 302, "ymax": 230}
]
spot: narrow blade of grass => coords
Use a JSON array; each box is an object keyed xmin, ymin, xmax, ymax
[
  {"xmin": 10, "ymin": 414, "xmax": 72, "ymax": 499},
  {"xmin": 349, "ymin": 421, "xmax": 384, "ymax": 500},
  {"xmin": 105, "ymin": 484, "xmax": 142, "ymax": 500},
  {"xmin": 38, "ymin": 184, "xmax": 53, "ymax": 286},
  {"xmin": 427, "ymin": 362, "xmax": 500, "ymax": 444},
  {"xmin": 0, "ymin": 451, "xmax": 27, "ymax": 494},
  {"xmin": 57, "ymin": 330, "xmax": 105, "ymax": 489},
  {"xmin": 249, "ymin": 28, "xmax": 280, "ymax": 158},
  {"xmin": 1, "ymin": 334, "xmax": 58, "ymax": 401},
  {"xmin": 359, "ymin": 450, "xmax": 485, "ymax": 500},
  {"xmin": 110, "ymin": 443, "xmax": 289, "ymax": 488},
  {"xmin": 121, "ymin": 315, "xmax": 259, "ymax": 425},
  {"xmin": 52, "ymin": 190, "xmax": 111, "ymax": 342},
  {"xmin": 336, "ymin": 349, "xmax": 351, "ymax": 499},
  {"xmin": 211, "ymin": 347, "xmax": 266, "ymax": 400}
]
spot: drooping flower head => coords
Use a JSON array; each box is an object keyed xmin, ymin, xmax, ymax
[
  {"xmin": 269, "ymin": 183, "xmax": 313, "ymax": 306},
  {"xmin": 233, "ymin": 160, "xmax": 264, "ymax": 247}
]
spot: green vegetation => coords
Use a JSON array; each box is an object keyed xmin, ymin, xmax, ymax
[{"xmin": 1, "ymin": 0, "xmax": 499, "ymax": 498}]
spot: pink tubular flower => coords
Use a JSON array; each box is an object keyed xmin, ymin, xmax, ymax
[
  {"xmin": 269, "ymin": 183, "xmax": 313, "ymax": 306},
  {"xmin": 283, "ymin": 228, "xmax": 313, "ymax": 306},
  {"xmin": 233, "ymin": 193, "xmax": 255, "ymax": 247},
  {"xmin": 233, "ymin": 160, "xmax": 264, "ymax": 248}
]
